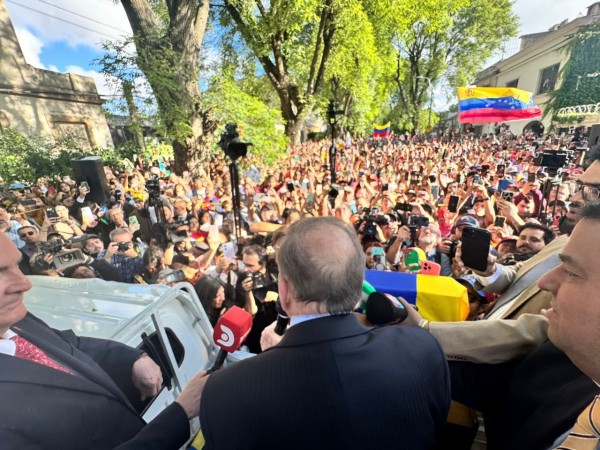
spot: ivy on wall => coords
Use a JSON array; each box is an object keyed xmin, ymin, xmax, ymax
[{"xmin": 546, "ymin": 20, "xmax": 600, "ymax": 119}]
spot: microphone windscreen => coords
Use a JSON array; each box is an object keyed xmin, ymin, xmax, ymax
[
  {"xmin": 213, "ymin": 306, "xmax": 252, "ymax": 352},
  {"xmin": 365, "ymin": 292, "xmax": 408, "ymax": 325}
]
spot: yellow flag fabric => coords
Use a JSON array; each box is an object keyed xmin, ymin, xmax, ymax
[{"xmin": 416, "ymin": 275, "xmax": 469, "ymax": 322}]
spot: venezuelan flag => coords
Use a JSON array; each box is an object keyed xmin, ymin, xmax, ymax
[
  {"xmin": 457, "ymin": 87, "xmax": 542, "ymax": 124},
  {"xmin": 364, "ymin": 270, "xmax": 469, "ymax": 322},
  {"xmin": 373, "ymin": 122, "xmax": 391, "ymax": 138}
]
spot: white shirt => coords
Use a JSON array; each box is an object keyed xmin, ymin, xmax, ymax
[{"xmin": 0, "ymin": 330, "xmax": 18, "ymax": 356}]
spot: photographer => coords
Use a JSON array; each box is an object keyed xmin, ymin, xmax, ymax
[
  {"xmin": 98, "ymin": 228, "xmax": 144, "ymax": 283},
  {"xmin": 235, "ymin": 244, "xmax": 278, "ymax": 353}
]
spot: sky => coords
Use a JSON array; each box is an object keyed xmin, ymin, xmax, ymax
[{"xmin": 4, "ymin": 0, "xmax": 596, "ymax": 106}]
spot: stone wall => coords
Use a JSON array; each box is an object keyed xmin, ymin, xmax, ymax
[{"xmin": 0, "ymin": 0, "xmax": 113, "ymax": 149}]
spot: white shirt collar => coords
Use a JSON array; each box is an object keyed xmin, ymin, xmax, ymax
[{"xmin": 0, "ymin": 330, "xmax": 18, "ymax": 356}]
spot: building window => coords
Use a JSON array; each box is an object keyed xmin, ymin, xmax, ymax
[
  {"xmin": 538, "ymin": 64, "xmax": 560, "ymax": 94},
  {"xmin": 506, "ymin": 79, "xmax": 519, "ymax": 88}
]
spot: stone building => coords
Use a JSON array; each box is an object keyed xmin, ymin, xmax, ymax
[{"xmin": 0, "ymin": 0, "xmax": 113, "ymax": 149}]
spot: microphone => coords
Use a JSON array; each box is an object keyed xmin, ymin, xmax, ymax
[
  {"xmin": 207, "ymin": 306, "xmax": 252, "ymax": 373},
  {"xmin": 274, "ymin": 301, "xmax": 289, "ymax": 336},
  {"xmin": 365, "ymin": 292, "xmax": 408, "ymax": 325}
]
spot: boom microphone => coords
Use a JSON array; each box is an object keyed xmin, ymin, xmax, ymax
[
  {"xmin": 365, "ymin": 292, "xmax": 408, "ymax": 325},
  {"xmin": 207, "ymin": 306, "xmax": 252, "ymax": 373},
  {"xmin": 274, "ymin": 301, "xmax": 289, "ymax": 336}
]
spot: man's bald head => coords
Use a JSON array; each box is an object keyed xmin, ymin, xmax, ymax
[{"xmin": 276, "ymin": 217, "xmax": 364, "ymax": 314}]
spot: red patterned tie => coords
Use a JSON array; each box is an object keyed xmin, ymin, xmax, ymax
[{"xmin": 11, "ymin": 335, "xmax": 73, "ymax": 375}]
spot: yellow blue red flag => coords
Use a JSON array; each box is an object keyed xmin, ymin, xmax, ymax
[
  {"xmin": 373, "ymin": 122, "xmax": 391, "ymax": 138},
  {"xmin": 457, "ymin": 87, "xmax": 542, "ymax": 124}
]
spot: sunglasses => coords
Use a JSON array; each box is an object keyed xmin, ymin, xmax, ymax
[{"xmin": 19, "ymin": 231, "xmax": 36, "ymax": 238}]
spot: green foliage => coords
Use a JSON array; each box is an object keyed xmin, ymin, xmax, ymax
[
  {"xmin": 546, "ymin": 21, "xmax": 600, "ymax": 119},
  {"xmin": 0, "ymin": 128, "xmax": 85, "ymax": 183},
  {"xmin": 368, "ymin": 0, "xmax": 518, "ymax": 131},
  {"xmin": 204, "ymin": 75, "xmax": 288, "ymax": 163}
]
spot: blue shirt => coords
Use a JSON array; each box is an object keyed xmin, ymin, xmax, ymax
[{"xmin": 97, "ymin": 251, "xmax": 143, "ymax": 283}]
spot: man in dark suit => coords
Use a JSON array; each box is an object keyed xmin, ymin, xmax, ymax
[
  {"xmin": 0, "ymin": 232, "xmax": 207, "ymax": 449},
  {"xmin": 199, "ymin": 217, "xmax": 451, "ymax": 449}
]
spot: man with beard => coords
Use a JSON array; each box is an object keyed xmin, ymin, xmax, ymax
[
  {"xmin": 416, "ymin": 222, "xmax": 452, "ymax": 276},
  {"xmin": 496, "ymin": 223, "xmax": 554, "ymax": 265}
]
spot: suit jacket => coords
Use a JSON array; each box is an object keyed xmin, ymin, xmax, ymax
[
  {"xmin": 200, "ymin": 314, "xmax": 450, "ymax": 450},
  {"xmin": 479, "ymin": 235, "xmax": 568, "ymax": 319},
  {"xmin": 0, "ymin": 313, "xmax": 190, "ymax": 450},
  {"xmin": 449, "ymin": 341, "xmax": 600, "ymax": 450}
]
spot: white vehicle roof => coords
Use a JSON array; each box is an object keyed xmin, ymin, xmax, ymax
[{"xmin": 25, "ymin": 276, "xmax": 197, "ymax": 340}]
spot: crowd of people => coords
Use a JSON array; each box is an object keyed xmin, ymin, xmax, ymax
[{"xmin": 2, "ymin": 127, "xmax": 600, "ymax": 449}]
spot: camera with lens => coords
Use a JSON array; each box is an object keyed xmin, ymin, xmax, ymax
[
  {"xmin": 407, "ymin": 214, "xmax": 429, "ymax": 229},
  {"xmin": 53, "ymin": 249, "xmax": 86, "ymax": 271},
  {"xmin": 357, "ymin": 207, "xmax": 389, "ymax": 238},
  {"xmin": 247, "ymin": 272, "xmax": 266, "ymax": 290},
  {"xmin": 117, "ymin": 242, "xmax": 131, "ymax": 252}
]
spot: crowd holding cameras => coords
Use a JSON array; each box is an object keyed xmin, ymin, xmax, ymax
[
  {"xmin": 5, "ymin": 122, "xmax": 600, "ymax": 449},
  {"xmin": 0, "ymin": 129, "xmax": 590, "ymax": 325}
]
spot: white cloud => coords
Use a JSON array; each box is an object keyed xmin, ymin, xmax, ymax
[
  {"xmin": 13, "ymin": 27, "xmax": 45, "ymax": 69},
  {"xmin": 5, "ymin": 0, "xmax": 132, "ymax": 52}
]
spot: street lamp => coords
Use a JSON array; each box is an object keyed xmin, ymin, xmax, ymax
[{"xmin": 417, "ymin": 76, "xmax": 433, "ymax": 132}]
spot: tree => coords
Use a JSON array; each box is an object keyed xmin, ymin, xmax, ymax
[
  {"xmin": 219, "ymin": 0, "xmax": 368, "ymax": 144},
  {"xmin": 370, "ymin": 0, "xmax": 518, "ymax": 133},
  {"xmin": 117, "ymin": 0, "xmax": 216, "ymax": 174},
  {"xmin": 545, "ymin": 21, "xmax": 600, "ymax": 121}
]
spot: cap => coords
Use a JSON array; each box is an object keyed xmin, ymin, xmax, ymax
[
  {"xmin": 456, "ymin": 276, "xmax": 486, "ymax": 302},
  {"xmin": 506, "ymin": 166, "xmax": 519, "ymax": 174},
  {"xmin": 82, "ymin": 234, "xmax": 100, "ymax": 241},
  {"xmin": 455, "ymin": 215, "xmax": 479, "ymax": 228},
  {"xmin": 498, "ymin": 236, "xmax": 517, "ymax": 245},
  {"xmin": 406, "ymin": 189, "xmax": 416, "ymax": 195}
]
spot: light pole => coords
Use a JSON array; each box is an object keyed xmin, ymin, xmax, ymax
[{"xmin": 417, "ymin": 76, "xmax": 433, "ymax": 132}]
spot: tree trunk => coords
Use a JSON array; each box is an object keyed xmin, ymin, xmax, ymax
[
  {"xmin": 122, "ymin": 80, "xmax": 146, "ymax": 152},
  {"xmin": 119, "ymin": 0, "xmax": 214, "ymax": 175}
]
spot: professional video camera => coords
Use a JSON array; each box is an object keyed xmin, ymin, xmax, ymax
[
  {"xmin": 218, "ymin": 123, "xmax": 252, "ymax": 161},
  {"xmin": 356, "ymin": 207, "xmax": 389, "ymax": 239},
  {"xmin": 35, "ymin": 240, "xmax": 86, "ymax": 270},
  {"xmin": 36, "ymin": 240, "xmax": 63, "ymax": 255},
  {"xmin": 533, "ymin": 150, "xmax": 573, "ymax": 174}
]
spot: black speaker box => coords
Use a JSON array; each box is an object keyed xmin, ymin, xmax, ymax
[
  {"xmin": 589, "ymin": 124, "xmax": 600, "ymax": 148},
  {"xmin": 71, "ymin": 156, "xmax": 110, "ymax": 204}
]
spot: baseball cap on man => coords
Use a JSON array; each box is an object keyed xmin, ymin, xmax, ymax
[{"xmin": 455, "ymin": 215, "xmax": 479, "ymax": 229}]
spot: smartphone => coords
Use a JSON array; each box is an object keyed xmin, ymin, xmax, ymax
[
  {"xmin": 80, "ymin": 181, "xmax": 90, "ymax": 191},
  {"xmin": 164, "ymin": 269, "xmax": 186, "ymax": 284},
  {"xmin": 287, "ymin": 182, "xmax": 295, "ymax": 192},
  {"xmin": 431, "ymin": 184, "xmax": 440, "ymax": 200},
  {"xmin": 81, "ymin": 206, "xmax": 95, "ymax": 223},
  {"xmin": 372, "ymin": 247, "xmax": 385, "ymax": 271},
  {"xmin": 222, "ymin": 242, "xmax": 236, "ymax": 260},
  {"xmin": 316, "ymin": 184, "xmax": 323, "ymax": 195},
  {"xmin": 498, "ymin": 179, "xmax": 511, "ymax": 192},
  {"xmin": 527, "ymin": 172, "xmax": 537, "ymax": 183},
  {"xmin": 448, "ymin": 195, "xmax": 460, "ymax": 213},
  {"xmin": 46, "ymin": 207, "xmax": 59, "ymax": 221},
  {"xmin": 128, "ymin": 215, "xmax": 139, "ymax": 225},
  {"xmin": 460, "ymin": 227, "xmax": 491, "ymax": 272},
  {"xmin": 420, "ymin": 260, "xmax": 441, "ymax": 276},
  {"xmin": 403, "ymin": 248, "xmax": 421, "ymax": 273},
  {"xmin": 481, "ymin": 164, "xmax": 490, "ymax": 173},
  {"xmin": 494, "ymin": 216, "xmax": 506, "ymax": 228},
  {"xmin": 497, "ymin": 164, "xmax": 506, "ymax": 178},
  {"xmin": 501, "ymin": 191, "xmax": 514, "ymax": 202},
  {"xmin": 382, "ymin": 183, "xmax": 389, "ymax": 192}
]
